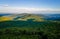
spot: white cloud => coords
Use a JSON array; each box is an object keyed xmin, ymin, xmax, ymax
[
  {"xmin": 0, "ymin": 6, "xmax": 60, "ymax": 14},
  {"xmin": 0, "ymin": 4, "xmax": 8, "ymax": 7}
]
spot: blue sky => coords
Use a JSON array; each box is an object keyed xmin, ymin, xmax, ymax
[{"xmin": 0, "ymin": 0, "xmax": 60, "ymax": 14}]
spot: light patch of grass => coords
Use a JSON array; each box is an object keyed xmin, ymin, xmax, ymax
[{"xmin": 0, "ymin": 16, "xmax": 13, "ymax": 22}]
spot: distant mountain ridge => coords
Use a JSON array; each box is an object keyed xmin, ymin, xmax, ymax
[
  {"xmin": 0, "ymin": 13, "xmax": 44, "ymax": 22},
  {"xmin": 42, "ymin": 14, "xmax": 60, "ymax": 21},
  {"xmin": 0, "ymin": 13, "xmax": 60, "ymax": 22}
]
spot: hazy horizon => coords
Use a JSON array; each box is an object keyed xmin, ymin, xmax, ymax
[{"xmin": 0, "ymin": 0, "xmax": 60, "ymax": 14}]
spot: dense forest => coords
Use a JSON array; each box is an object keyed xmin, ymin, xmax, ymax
[{"xmin": 0, "ymin": 19, "xmax": 60, "ymax": 39}]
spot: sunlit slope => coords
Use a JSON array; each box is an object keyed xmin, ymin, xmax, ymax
[
  {"xmin": 0, "ymin": 16, "xmax": 13, "ymax": 21},
  {"xmin": 0, "ymin": 14, "xmax": 17, "ymax": 21},
  {"xmin": 0, "ymin": 14, "xmax": 44, "ymax": 22},
  {"xmin": 17, "ymin": 14, "xmax": 44, "ymax": 21}
]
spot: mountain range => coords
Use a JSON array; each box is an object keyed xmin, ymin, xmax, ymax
[{"xmin": 0, "ymin": 13, "xmax": 60, "ymax": 22}]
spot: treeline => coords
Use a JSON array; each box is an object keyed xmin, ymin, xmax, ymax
[
  {"xmin": 0, "ymin": 20, "xmax": 60, "ymax": 39},
  {"xmin": 0, "ymin": 20, "xmax": 59, "ymax": 28},
  {"xmin": 0, "ymin": 28, "xmax": 54, "ymax": 39}
]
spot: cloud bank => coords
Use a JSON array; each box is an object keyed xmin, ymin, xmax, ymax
[{"xmin": 0, "ymin": 5, "xmax": 60, "ymax": 14}]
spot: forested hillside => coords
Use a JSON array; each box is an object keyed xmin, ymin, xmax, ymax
[{"xmin": 0, "ymin": 20, "xmax": 60, "ymax": 39}]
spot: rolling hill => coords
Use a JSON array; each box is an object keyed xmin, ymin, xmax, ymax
[
  {"xmin": 0, "ymin": 13, "xmax": 60, "ymax": 39},
  {"xmin": 0, "ymin": 13, "xmax": 44, "ymax": 22}
]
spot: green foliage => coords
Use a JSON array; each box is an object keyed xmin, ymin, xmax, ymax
[{"xmin": 0, "ymin": 20, "xmax": 60, "ymax": 39}]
